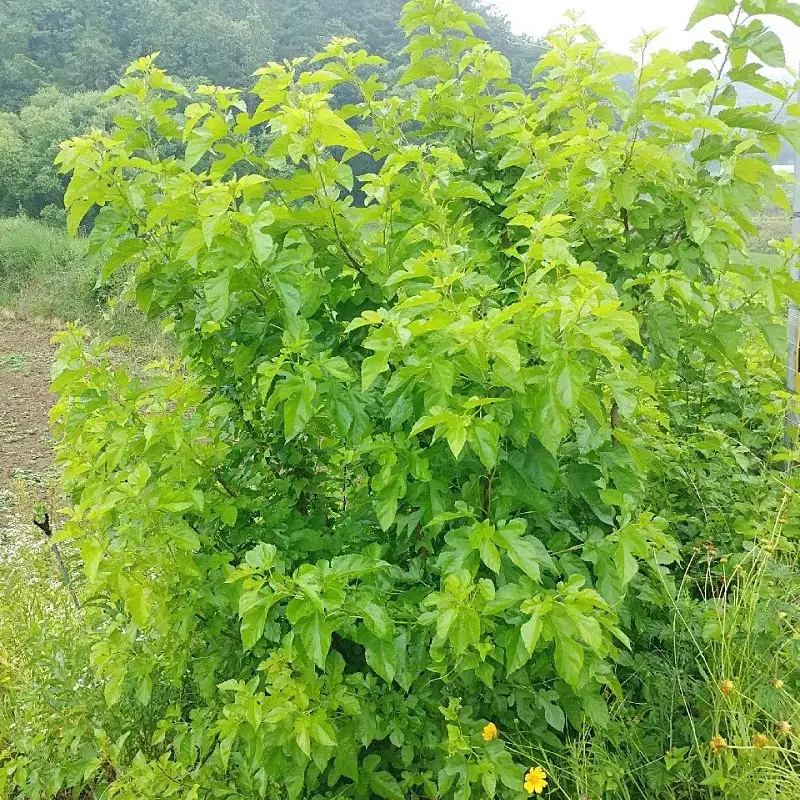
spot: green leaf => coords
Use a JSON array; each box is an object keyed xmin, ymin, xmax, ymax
[
  {"xmin": 613, "ymin": 173, "xmax": 638, "ymax": 208},
  {"xmin": 284, "ymin": 376, "xmax": 316, "ymax": 441},
  {"xmin": 269, "ymin": 270, "xmax": 303, "ymax": 316},
  {"xmin": 66, "ymin": 196, "xmax": 94, "ymax": 238},
  {"xmin": 554, "ymin": 636, "xmax": 584, "ymax": 688},
  {"xmin": 285, "ymin": 763, "xmax": 306, "ymax": 800},
  {"xmin": 540, "ymin": 694, "xmax": 565, "ymax": 732},
  {"xmin": 647, "ymin": 302, "xmax": 681, "ymax": 359},
  {"xmin": 445, "ymin": 417, "xmax": 468, "ymax": 459},
  {"xmin": 102, "ymin": 238, "xmax": 146, "ymax": 280},
  {"xmin": 250, "ymin": 212, "xmax": 276, "ymax": 264},
  {"xmin": 297, "ymin": 611, "xmax": 331, "ymax": 669},
  {"xmin": 583, "ymin": 687, "xmax": 610, "ymax": 728},
  {"xmin": 616, "ymin": 537, "xmax": 639, "ymax": 585},
  {"xmin": 82, "ymin": 539, "xmax": 105, "ymax": 583},
  {"xmin": 136, "ymin": 674, "xmax": 153, "ymax": 706},
  {"xmin": 749, "ymin": 30, "xmax": 785, "ymax": 67},
  {"xmin": 531, "ymin": 386, "xmax": 570, "ymax": 456},
  {"xmin": 361, "ymin": 352, "xmax": 390, "ymax": 390},
  {"xmin": 334, "ymin": 726, "xmax": 359, "ymax": 780},
  {"xmin": 245, "ymin": 543, "xmax": 277, "ymax": 570},
  {"xmin": 362, "ymin": 602, "xmax": 393, "ymax": 639},
  {"xmin": 172, "ymin": 526, "xmax": 201, "ymax": 551},
  {"xmin": 246, "ymin": 695, "xmax": 264, "ymax": 732},
  {"xmin": 371, "ymin": 771, "xmax": 405, "ymax": 800},
  {"xmin": 743, "ymin": 0, "xmax": 800, "ymax": 26},
  {"xmin": 313, "ymin": 109, "xmax": 366, "ymax": 151},
  {"xmin": 295, "ymin": 717, "xmax": 312, "ymax": 758},
  {"xmin": 310, "ymin": 717, "xmax": 337, "ymax": 747},
  {"xmin": 687, "ymin": 0, "xmax": 735, "ymax": 28},
  {"xmin": 104, "ymin": 664, "xmax": 126, "ymax": 707},
  {"xmin": 481, "ymin": 766, "xmax": 497, "ymax": 798},
  {"xmin": 449, "ymin": 607, "xmax": 481, "ymax": 655},
  {"xmin": 495, "ymin": 521, "xmax": 554, "ymax": 581},
  {"xmin": 479, "ymin": 539, "xmax": 502, "ymax": 573},
  {"xmin": 121, "ymin": 577, "xmax": 151, "ymax": 628},
  {"xmin": 239, "ymin": 590, "xmax": 274, "ymax": 651},
  {"xmin": 470, "ymin": 418, "xmax": 500, "ymax": 469},
  {"xmin": 569, "ymin": 610, "xmax": 605, "ymax": 652},
  {"xmin": 554, "ymin": 356, "xmax": 584, "ymax": 412},
  {"xmin": 364, "ymin": 633, "xmax": 397, "ymax": 684},
  {"xmin": 204, "ymin": 270, "xmax": 231, "ymax": 322},
  {"xmin": 506, "ymin": 628, "xmax": 532, "ymax": 673},
  {"xmin": 520, "ymin": 611, "xmax": 543, "ymax": 656},
  {"xmin": 375, "ymin": 486, "xmax": 400, "ymax": 531},
  {"xmin": 484, "ymin": 583, "xmax": 526, "ymax": 616}
]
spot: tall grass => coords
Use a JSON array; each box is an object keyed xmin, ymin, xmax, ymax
[
  {"xmin": 0, "ymin": 215, "xmax": 169, "ymax": 353},
  {"xmin": 536, "ymin": 490, "xmax": 800, "ymax": 800},
  {"xmin": 0, "ymin": 216, "xmax": 98, "ymax": 321}
]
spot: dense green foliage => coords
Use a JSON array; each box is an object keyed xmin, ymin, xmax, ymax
[{"xmin": 4, "ymin": 0, "xmax": 800, "ymax": 798}]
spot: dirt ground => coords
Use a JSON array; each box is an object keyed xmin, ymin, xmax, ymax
[{"xmin": 0, "ymin": 313, "xmax": 60, "ymax": 486}]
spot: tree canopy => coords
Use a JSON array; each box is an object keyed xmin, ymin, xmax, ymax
[
  {"xmin": 26, "ymin": 1, "xmax": 800, "ymax": 797},
  {"xmin": 0, "ymin": 87, "xmax": 118, "ymax": 216}
]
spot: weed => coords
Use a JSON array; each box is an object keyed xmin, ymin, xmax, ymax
[{"xmin": 0, "ymin": 353, "xmax": 28, "ymax": 373}]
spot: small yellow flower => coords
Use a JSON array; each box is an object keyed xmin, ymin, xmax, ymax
[
  {"xmin": 754, "ymin": 733, "xmax": 769, "ymax": 749},
  {"xmin": 720, "ymin": 679, "xmax": 734, "ymax": 696},
  {"xmin": 710, "ymin": 735, "xmax": 727, "ymax": 755},
  {"xmin": 482, "ymin": 722, "xmax": 498, "ymax": 742},
  {"xmin": 773, "ymin": 678, "xmax": 785, "ymax": 690},
  {"xmin": 777, "ymin": 611, "xmax": 788, "ymax": 621},
  {"xmin": 524, "ymin": 766, "xmax": 548, "ymax": 795},
  {"xmin": 777, "ymin": 721, "xmax": 792, "ymax": 735}
]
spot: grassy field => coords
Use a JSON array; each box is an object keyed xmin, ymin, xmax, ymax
[
  {"xmin": 0, "ymin": 216, "xmax": 98, "ymax": 321},
  {"xmin": 0, "ymin": 216, "xmax": 169, "ymax": 352},
  {"xmin": 751, "ymin": 202, "xmax": 792, "ymax": 254}
]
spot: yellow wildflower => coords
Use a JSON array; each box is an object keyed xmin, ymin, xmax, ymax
[
  {"xmin": 720, "ymin": 679, "xmax": 734, "ymax": 696},
  {"xmin": 777, "ymin": 721, "xmax": 792, "ymax": 735},
  {"xmin": 754, "ymin": 733, "xmax": 769, "ymax": 749},
  {"xmin": 773, "ymin": 679, "xmax": 785, "ymax": 690},
  {"xmin": 710, "ymin": 735, "xmax": 727, "ymax": 755},
  {"xmin": 524, "ymin": 767, "xmax": 548, "ymax": 795},
  {"xmin": 482, "ymin": 722, "xmax": 498, "ymax": 742}
]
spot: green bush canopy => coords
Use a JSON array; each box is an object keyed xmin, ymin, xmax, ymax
[{"xmin": 4, "ymin": 0, "xmax": 800, "ymax": 797}]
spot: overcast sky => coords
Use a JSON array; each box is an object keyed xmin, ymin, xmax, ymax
[{"xmin": 492, "ymin": 0, "xmax": 800, "ymax": 66}]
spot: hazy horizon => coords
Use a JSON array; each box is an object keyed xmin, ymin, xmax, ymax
[{"xmin": 492, "ymin": 0, "xmax": 800, "ymax": 66}]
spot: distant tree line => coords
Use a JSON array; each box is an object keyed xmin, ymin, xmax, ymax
[{"xmin": 0, "ymin": 0, "xmax": 543, "ymax": 110}]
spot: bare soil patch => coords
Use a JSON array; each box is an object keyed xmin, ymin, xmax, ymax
[{"xmin": 0, "ymin": 314, "xmax": 60, "ymax": 487}]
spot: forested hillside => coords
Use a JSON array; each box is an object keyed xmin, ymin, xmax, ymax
[{"xmin": 0, "ymin": 0, "xmax": 542, "ymax": 110}]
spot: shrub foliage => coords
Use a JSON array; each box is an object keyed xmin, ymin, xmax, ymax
[{"xmin": 5, "ymin": 0, "xmax": 800, "ymax": 797}]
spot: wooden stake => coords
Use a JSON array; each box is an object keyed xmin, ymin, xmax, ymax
[{"xmin": 785, "ymin": 73, "xmax": 800, "ymax": 454}]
